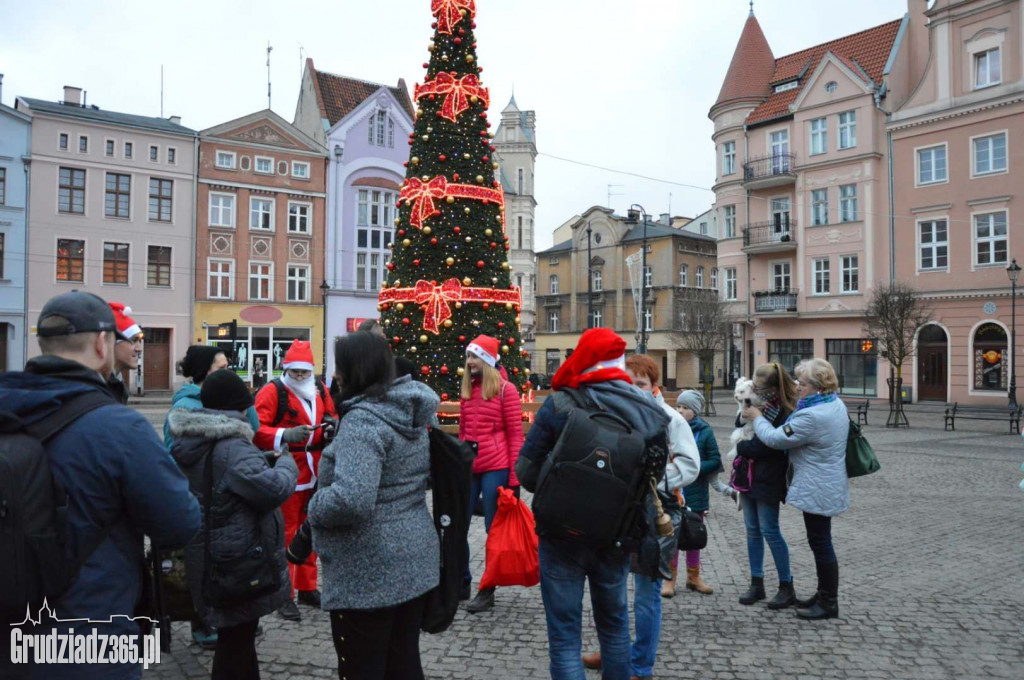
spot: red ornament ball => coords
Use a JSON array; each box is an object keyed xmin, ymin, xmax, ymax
[
  {"xmin": 482, "ymin": 156, "xmax": 489, "ymax": 162},
  {"xmin": 441, "ymin": 393, "xmax": 449, "ymax": 400},
  {"xmin": 476, "ymin": 260, "xmax": 485, "ymax": 269},
  {"xmin": 489, "ymin": 242, "xmax": 497, "ymax": 249},
  {"xmin": 453, "ymin": 173, "xmax": 460, "ymax": 181},
  {"xmin": 421, "ymin": 366, "xmax": 430, "ymax": 375},
  {"xmin": 423, "ymin": 62, "xmax": 429, "ymax": 68},
  {"xmin": 413, "ymin": 259, "xmax": 421, "ymax": 266},
  {"xmin": 513, "ymin": 368, "xmax": 520, "ymax": 375},
  {"xmin": 453, "ymin": 226, "xmax": 461, "ymax": 234},
  {"xmin": 386, "ymin": 262, "xmax": 395, "ymax": 271},
  {"xmin": 439, "ymin": 154, "xmax": 447, "ymax": 161},
  {"xmin": 402, "ymin": 318, "xmax": 411, "ymax": 325},
  {"xmin": 454, "ymin": 37, "xmax": 462, "ymax": 45},
  {"xmin": 458, "ymin": 28, "xmax": 465, "ymax": 35},
  {"xmin": 398, "ymin": 229, "xmax": 406, "ymax": 236},
  {"xmin": 458, "ymin": 335, "xmax": 466, "ymax": 343},
  {"xmin": 440, "ymin": 365, "xmax": 449, "ymax": 375},
  {"xmin": 482, "ymin": 303, "xmax": 490, "ymax": 310},
  {"xmin": 430, "ymin": 238, "xmax": 438, "ymax": 245},
  {"xmin": 393, "ymin": 336, "xmax": 401, "ymax": 343},
  {"xmin": 497, "ymin": 322, "xmax": 504, "ymax": 329}
]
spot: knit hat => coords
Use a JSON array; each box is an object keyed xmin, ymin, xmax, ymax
[
  {"xmin": 282, "ymin": 340, "xmax": 315, "ymax": 371},
  {"xmin": 108, "ymin": 302, "xmax": 142, "ymax": 342},
  {"xmin": 182, "ymin": 345, "xmax": 223, "ymax": 384},
  {"xmin": 200, "ymin": 369, "xmax": 254, "ymax": 413},
  {"xmin": 466, "ymin": 335, "xmax": 500, "ymax": 367},
  {"xmin": 551, "ymin": 327, "xmax": 631, "ymax": 391},
  {"xmin": 676, "ymin": 389, "xmax": 705, "ymax": 414}
]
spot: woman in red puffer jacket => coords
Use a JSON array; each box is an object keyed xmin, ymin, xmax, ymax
[{"xmin": 459, "ymin": 334, "xmax": 523, "ymax": 614}]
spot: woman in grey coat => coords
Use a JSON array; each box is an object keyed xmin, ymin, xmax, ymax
[
  {"xmin": 169, "ymin": 369, "xmax": 298, "ymax": 680},
  {"xmin": 743, "ymin": 358, "xmax": 850, "ymax": 621},
  {"xmin": 308, "ymin": 332, "xmax": 440, "ymax": 680}
]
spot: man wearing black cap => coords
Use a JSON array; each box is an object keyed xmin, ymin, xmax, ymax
[{"xmin": 0, "ymin": 291, "xmax": 201, "ymax": 680}]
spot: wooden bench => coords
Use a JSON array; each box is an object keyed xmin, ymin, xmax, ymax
[
  {"xmin": 944, "ymin": 402, "xmax": 1023, "ymax": 433},
  {"xmin": 847, "ymin": 399, "xmax": 869, "ymax": 426},
  {"xmin": 436, "ymin": 400, "xmax": 544, "ymax": 436}
]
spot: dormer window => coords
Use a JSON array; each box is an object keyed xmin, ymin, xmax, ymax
[
  {"xmin": 774, "ymin": 80, "xmax": 799, "ymax": 93},
  {"xmin": 368, "ymin": 110, "xmax": 395, "ymax": 148}
]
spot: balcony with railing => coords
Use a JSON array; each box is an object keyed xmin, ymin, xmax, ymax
[
  {"xmin": 743, "ymin": 219, "xmax": 798, "ymax": 254},
  {"xmin": 743, "ymin": 153, "xmax": 797, "ymax": 189},
  {"xmin": 753, "ymin": 289, "xmax": 799, "ymax": 314}
]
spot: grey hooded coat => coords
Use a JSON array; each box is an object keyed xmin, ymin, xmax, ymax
[
  {"xmin": 168, "ymin": 408, "xmax": 298, "ymax": 628},
  {"xmin": 308, "ymin": 376, "xmax": 440, "ymax": 611}
]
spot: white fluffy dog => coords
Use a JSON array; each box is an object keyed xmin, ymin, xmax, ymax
[{"xmin": 726, "ymin": 377, "xmax": 766, "ymax": 465}]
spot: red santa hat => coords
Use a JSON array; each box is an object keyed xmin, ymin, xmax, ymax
[
  {"xmin": 551, "ymin": 327, "xmax": 631, "ymax": 390},
  {"xmin": 282, "ymin": 339, "xmax": 315, "ymax": 371},
  {"xmin": 466, "ymin": 335, "xmax": 500, "ymax": 367},
  {"xmin": 108, "ymin": 302, "xmax": 142, "ymax": 342}
]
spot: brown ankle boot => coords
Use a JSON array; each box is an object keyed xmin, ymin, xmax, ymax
[
  {"xmin": 581, "ymin": 651, "xmax": 601, "ymax": 670},
  {"xmin": 685, "ymin": 566, "xmax": 714, "ymax": 594},
  {"xmin": 661, "ymin": 564, "xmax": 678, "ymax": 598}
]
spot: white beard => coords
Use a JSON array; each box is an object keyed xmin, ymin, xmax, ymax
[{"xmin": 282, "ymin": 374, "xmax": 317, "ymax": 407}]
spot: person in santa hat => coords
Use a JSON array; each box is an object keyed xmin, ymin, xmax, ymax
[
  {"xmin": 108, "ymin": 302, "xmax": 143, "ymax": 404},
  {"xmin": 459, "ymin": 334, "xmax": 524, "ymax": 614},
  {"xmin": 515, "ymin": 327, "xmax": 671, "ymax": 680},
  {"xmin": 253, "ymin": 339, "xmax": 338, "ymax": 621}
]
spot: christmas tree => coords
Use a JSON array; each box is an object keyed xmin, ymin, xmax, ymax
[{"xmin": 379, "ymin": 0, "xmax": 530, "ymax": 401}]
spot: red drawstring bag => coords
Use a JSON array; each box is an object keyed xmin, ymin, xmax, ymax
[{"xmin": 479, "ymin": 487, "xmax": 540, "ymax": 589}]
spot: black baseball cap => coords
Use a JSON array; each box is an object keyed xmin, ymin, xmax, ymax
[{"xmin": 37, "ymin": 291, "xmax": 119, "ymax": 338}]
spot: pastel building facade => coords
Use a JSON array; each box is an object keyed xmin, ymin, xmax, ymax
[{"xmin": 0, "ymin": 82, "xmax": 31, "ymax": 371}]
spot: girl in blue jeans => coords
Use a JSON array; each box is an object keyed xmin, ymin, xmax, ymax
[{"xmin": 733, "ymin": 362, "xmax": 798, "ymax": 609}]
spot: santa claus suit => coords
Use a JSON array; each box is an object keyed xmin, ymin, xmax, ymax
[{"xmin": 253, "ymin": 340, "xmax": 337, "ymax": 595}]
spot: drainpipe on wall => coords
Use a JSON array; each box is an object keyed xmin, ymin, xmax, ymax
[
  {"xmin": 190, "ymin": 134, "xmax": 199, "ymax": 351},
  {"xmin": 21, "ymin": 155, "xmax": 31, "ymax": 368},
  {"xmin": 887, "ymin": 129, "xmax": 896, "ymax": 290},
  {"xmin": 744, "ymin": 125, "xmax": 752, "ymax": 375}
]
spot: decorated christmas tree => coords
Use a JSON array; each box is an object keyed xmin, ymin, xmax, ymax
[{"xmin": 378, "ymin": 0, "xmax": 530, "ymax": 401}]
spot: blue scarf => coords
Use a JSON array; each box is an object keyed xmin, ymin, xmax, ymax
[{"xmin": 795, "ymin": 392, "xmax": 837, "ymax": 412}]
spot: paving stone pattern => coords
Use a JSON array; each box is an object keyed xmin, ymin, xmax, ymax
[{"xmin": 143, "ymin": 403, "xmax": 1024, "ymax": 679}]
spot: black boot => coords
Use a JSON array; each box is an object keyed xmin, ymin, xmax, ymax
[
  {"xmin": 766, "ymin": 581, "xmax": 796, "ymax": 610},
  {"xmin": 465, "ymin": 587, "xmax": 495, "ymax": 613},
  {"xmin": 738, "ymin": 577, "xmax": 766, "ymax": 605},
  {"xmin": 796, "ymin": 562, "xmax": 839, "ymax": 620},
  {"xmin": 795, "ymin": 592, "xmax": 818, "ymax": 608}
]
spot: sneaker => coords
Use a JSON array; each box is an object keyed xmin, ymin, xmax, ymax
[
  {"xmin": 297, "ymin": 589, "xmax": 321, "ymax": 608},
  {"xmin": 277, "ymin": 600, "xmax": 302, "ymax": 621}
]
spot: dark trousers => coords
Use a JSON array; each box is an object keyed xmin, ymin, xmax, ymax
[
  {"xmin": 329, "ymin": 595, "xmax": 427, "ymax": 680},
  {"xmin": 802, "ymin": 512, "xmax": 836, "ymax": 564},
  {"xmin": 211, "ymin": 619, "xmax": 260, "ymax": 680}
]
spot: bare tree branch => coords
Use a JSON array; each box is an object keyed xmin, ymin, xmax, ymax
[
  {"xmin": 862, "ymin": 281, "xmax": 933, "ymax": 381},
  {"xmin": 671, "ymin": 288, "xmax": 730, "ymax": 411}
]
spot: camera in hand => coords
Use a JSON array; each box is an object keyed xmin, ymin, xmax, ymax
[{"xmin": 286, "ymin": 521, "xmax": 313, "ymax": 565}]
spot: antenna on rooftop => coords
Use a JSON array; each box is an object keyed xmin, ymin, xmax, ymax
[
  {"xmin": 607, "ymin": 184, "xmax": 624, "ymax": 210},
  {"xmin": 266, "ymin": 42, "xmax": 273, "ymax": 110}
]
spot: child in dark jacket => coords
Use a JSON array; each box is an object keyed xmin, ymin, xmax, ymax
[{"xmin": 675, "ymin": 390, "xmax": 721, "ymax": 595}]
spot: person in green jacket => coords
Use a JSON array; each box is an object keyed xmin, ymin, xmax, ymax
[{"xmin": 677, "ymin": 389, "xmax": 721, "ymax": 595}]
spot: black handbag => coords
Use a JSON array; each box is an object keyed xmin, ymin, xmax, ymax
[
  {"xmin": 676, "ymin": 507, "xmax": 708, "ymax": 551},
  {"xmin": 200, "ymin": 450, "xmax": 280, "ymax": 609}
]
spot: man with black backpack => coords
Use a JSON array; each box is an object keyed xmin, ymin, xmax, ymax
[
  {"xmin": 516, "ymin": 328, "xmax": 671, "ymax": 680},
  {"xmin": 0, "ymin": 291, "xmax": 201, "ymax": 679}
]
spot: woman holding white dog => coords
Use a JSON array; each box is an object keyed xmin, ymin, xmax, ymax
[
  {"xmin": 742, "ymin": 358, "xmax": 849, "ymax": 620},
  {"xmin": 733, "ymin": 362, "xmax": 798, "ymax": 609}
]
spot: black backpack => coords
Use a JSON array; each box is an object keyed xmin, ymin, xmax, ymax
[
  {"xmin": 421, "ymin": 427, "xmax": 477, "ymax": 634},
  {"xmin": 530, "ymin": 388, "xmax": 668, "ymax": 550},
  {"xmin": 269, "ymin": 378, "xmax": 328, "ymax": 426},
  {"xmin": 0, "ymin": 390, "xmax": 115, "ymax": 624}
]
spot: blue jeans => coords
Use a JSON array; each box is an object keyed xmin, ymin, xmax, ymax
[
  {"xmin": 630, "ymin": 573, "xmax": 661, "ymax": 677},
  {"xmin": 538, "ymin": 538, "xmax": 631, "ymax": 680},
  {"xmin": 741, "ymin": 495, "xmax": 792, "ymax": 582},
  {"xmin": 463, "ymin": 469, "xmax": 509, "ymax": 584}
]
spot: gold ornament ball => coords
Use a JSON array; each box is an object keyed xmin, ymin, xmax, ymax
[
  {"xmin": 422, "ymin": 175, "xmax": 430, "ymax": 181},
  {"xmin": 465, "ymin": 236, "xmax": 472, "ymax": 243},
  {"xmin": 485, "ymin": 229, "xmax": 493, "ymax": 237},
  {"xmin": 454, "ymin": 301, "xmax": 463, "ymax": 308},
  {"xmin": 457, "ymin": 367, "xmax": 465, "ymax": 376},
  {"xmin": 421, "ymin": 135, "xmax": 429, "ymax": 141},
  {"xmin": 492, "ymin": 162, "xmax": 499, "ymax": 169},
  {"xmin": 394, "ymin": 217, "xmax": 401, "ymax": 226},
  {"xmin": 445, "ymin": 257, "xmax": 455, "ymax": 265},
  {"xmin": 396, "ymin": 303, "xmax": 405, "ymax": 311},
  {"xmin": 427, "ymin": 127, "xmax": 434, "ymax": 132},
  {"xmin": 470, "ymin": 95, "xmax": 479, "ymax": 103},
  {"xmin": 428, "ymin": 44, "xmax": 435, "ymax": 51},
  {"xmin": 491, "ymin": 277, "xmax": 499, "ymax": 283},
  {"xmin": 441, "ymin": 54, "xmax": 449, "ymax": 61},
  {"xmin": 446, "ymin": 196, "xmax": 455, "ymax": 204},
  {"xmin": 462, "ymin": 277, "xmax": 472, "ymax": 285},
  {"xmin": 393, "ymin": 279, "xmax": 401, "ymax": 287},
  {"xmin": 464, "ymin": 207, "xmax": 472, "ymax": 215},
  {"xmin": 463, "ymin": 153, "xmax": 471, "ymax": 159},
  {"xmin": 472, "ymin": 320, "xmax": 480, "ymax": 326},
  {"xmin": 459, "ymin": 7, "xmax": 467, "ymax": 15},
  {"xmin": 377, "ymin": 303, "xmax": 383, "ymax": 311},
  {"xmin": 419, "ymin": 335, "xmax": 428, "ymax": 344},
  {"xmin": 423, "ymin": 226, "xmax": 432, "ymax": 235},
  {"xmin": 502, "ymin": 345, "xmax": 510, "ymax": 354},
  {"xmin": 383, "ymin": 318, "xmax": 391, "ymax": 326},
  {"xmin": 466, "ymin": 55, "xmax": 474, "ymax": 63},
  {"xmin": 475, "ymin": 175, "xmax": 485, "ymax": 183},
  {"xmin": 409, "ymin": 346, "xmax": 417, "ymax": 353},
  {"xmin": 402, "ymin": 238, "xmax": 411, "ymax": 247},
  {"xmin": 525, "ymin": 368, "xmax": 531, "ymax": 375},
  {"xmin": 443, "ymin": 319, "xmax": 453, "ymax": 328},
  {"xmin": 515, "ymin": 315, "xmax": 521, "ymax": 322},
  {"xmin": 501, "ymin": 262, "xmax": 510, "ymax": 270},
  {"xmin": 411, "ymin": 157, "xmax": 420, "ymax": 165},
  {"xmin": 495, "ymin": 215, "xmax": 503, "ymax": 222}
]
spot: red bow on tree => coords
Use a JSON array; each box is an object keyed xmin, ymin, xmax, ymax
[
  {"xmin": 400, "ymin": 176, "xmax": 449, "ymax": 228},
  {"xmin": 415, "ymin": 73, "xmax": 489, "ymax": 123},
  {"xmin": 431, "ymin": 0, "xmax": 475, "ymax": 34},
  {"xmin": 414, "ymin": 278, "xmax": 463, "ymax": 334}
]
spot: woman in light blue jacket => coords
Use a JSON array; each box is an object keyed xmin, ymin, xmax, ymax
[{"xmin": 742, "ymin": 358, "xmax": 849, "ymax": 620}]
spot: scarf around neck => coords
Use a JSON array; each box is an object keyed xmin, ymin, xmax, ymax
[{"xmin": 795, "ymin": 392, "xmax": 837, "ymax": 412}]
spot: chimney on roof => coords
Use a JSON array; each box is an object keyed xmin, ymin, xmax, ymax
[
  {"xmin": 659, "ymin": 213, "xmax": 670, "ymax": 225},
  {"xmin": 168, "ymin": 115, "xmax": 181, "ymax": 125},
  {"xmin": 63, "ymin": 86, "xmax": 82, "ymax": 106}
]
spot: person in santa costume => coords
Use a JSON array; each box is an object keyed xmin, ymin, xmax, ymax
[
  {"xmin": 253, "ymin": 339, "xmax": 338, "ymax": 621},
  {"xmin": 108, "ymin": 301, "xmax": 143, "ymax": 404}
]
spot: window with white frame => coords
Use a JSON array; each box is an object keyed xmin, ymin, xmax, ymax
[
  {"xmin": 839, "ymin": 184, "xmax": 858, "ymax": 222},
  {"xmin": 724, "ymin": 205, "xmax": 736, "ymax": 238},
  {"xmin": 149, "ymin": 145, "xmax": 158, "ymax": 162},
  {"xmin": 975, "ymin": 211, "xmax": 1008, "ymax": 266},
  {"xmin": 772, "ymin": 262, "xmax": 791, "ymax": 291},
  {"xmin": 973, "ymin": 133, "xmax": 1007, "ymax": 175},
  {"xmin": 79, "ymin": 136, "xmax": 88, "ymax": 153},
  {"xmin": 288, "ymin": 202, "xmax": 311, "ymax": 233},
  {"xmin": 548, "ymin": 309, "xmax": 559, "ymax": 333},
  {"xmin": 700, "ymin": 221, "xmax": 708, "ymax": 235},
  {"xmin": 208, "ymin": 259, "xmax": 234, "ymax": 299},
  {"xmin": 838, "ymin": 111, "xmax": 857, "ymax": 149},
  {"xmin": 255, "ymin": 156, "xmax": 274, "ymax": 174},
  {"xmin": 147, "ymin": 246, "xmax": 171, "ymax": 288},
  {"xmin": 812, "ymin": 189, "xmax": 829, "ymax": 226},
  {"xmin": 215, "ymin": 151, "xmax": 236, "ymax": 169},
  {"xmin": 59, "ymin": 133, "xmax": 68, "ymax": 151},
  {"xmin": 287, "ymin": 264, "xmax": 310, "ymax": 302},
  {"xmin": 148, "ymin": 178, "xmax": 173, "ymax": 222},
  {"xmin": 643, "ymin": 266, "xmax": 652, "ymax": 288},
  {"xmin": 810, "ymin": 117, "xmax": 828, "ymax": 155},
  {"xmin": 250, "ymin": 198, "xmax": 274, "ymax": 230},
  {"xmin": 105, "ymin": 140, "xmax": 114, "ymax": 157},
  {"xmin": 696, "ymin": 266, "xmax": 704, "ymax": 288},
  {"xmin": 725, "ymin": 268, "xmax": 737, "ymax": 300},
  {"xmin": 918, "ymin": 145, "xmax": 947, "ymax": 184},
  {"xmin": 124, "ymin": 141, "xmax": 133, "ymax": 159},
  {"xmin": 919, "ymin": 219, "xmax": 948, "ymax": 271},
  {"xmin": 841, "ymin": 255, "xmax": 859, "ymax": 293},
  {"xmin": 209, "ymin": 193, "xmax": 235, "ymax": 227},
  {"xmin": 291, "ymin": 161, "xmax": 310, "ymax": 179},
  {"xmin": 168, "ymin": 148, "xmax": 176, "ymax": 164},
  {"xmin": 679, "ymin": 264, "xmax": 688, "ymax": 287},
  {"xmin": 975, "ymin": 48, "xmax": 1001, "ymax": 88},
  {"xmin": 591, "ymin": 269, "xmax": 602, "ymax": 291},
  {"xmin": 368, "ymin": 110, "xmax": 395, "ymax": 148},
  {"xmin": 813, "ymin": 257, "xmax": 831, "ymax": 294},
  {"xmin": 248, "ymin": 262, "xmax": 273, "ymax": 300},
  {"xmin": 356, "ymin": 190, "xmax": 393, "ymax": 291},
  {"xmin": 589, "ymin": 308, "xmax": 603, "ymax": 328},
  {"xmin": 711, "ymin": 267, "xmax": 719, "ymax": 290},
  {"xmin": 549, "ymin": 275, "xmax": 559, "ymax": 294},
  {"xmin": 722, "ymin": 141, "xmax": 736, "ymax": 175},
  {"xmin": 643, "ymin": 308, "xmax": 653, "ymax": 332}
]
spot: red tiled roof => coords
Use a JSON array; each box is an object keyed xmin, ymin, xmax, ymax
[
  {"xmin": 310, "ymin": 60, "xmax": 415, "ymax": 126},
  {"xmin": 745, "ymin": 18, "xmax": 902, "ymax": 125},
  {"xmin": 714, "ymin": 13, "xmax": 775, "ymax": 108}
]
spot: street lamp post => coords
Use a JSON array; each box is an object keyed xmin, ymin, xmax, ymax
[
  {"xmin": 1007, "ymin": 259, "xmax": 1020, "ymax": 408},
  {"xmin": 319, "ymin": 279, "xmax": 330, "ymax": 380},
  {"xmin": 633, "ymin": 205, "xmax": 650, "ymax": 354},
  {"xmin": 586, "ymin": 222, "xmax": 593, "ymax": 328}
]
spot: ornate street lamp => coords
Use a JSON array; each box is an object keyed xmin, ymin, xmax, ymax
[
  {"xmin": 320, "ymin": 279, "xmax": 330, "ymax": 379},
  {"xmin": 625, "ymin": 204, "xmax": 650, "ymax": 354}
]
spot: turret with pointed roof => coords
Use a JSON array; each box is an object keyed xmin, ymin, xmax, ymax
[{"xmin": 712, "ymin": 11, "xmax": 775, "ymax": 114}]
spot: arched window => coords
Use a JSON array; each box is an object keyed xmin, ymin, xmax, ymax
[
  {"xmin": 368, "ymin": 111, "xmax": 394, "ymax": 148},
  {"xmin": 973, "ymin": 323, "xmax": 1008, "ymax": 391}
]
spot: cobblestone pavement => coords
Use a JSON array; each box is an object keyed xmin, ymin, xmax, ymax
[{"xmin": 142, "ymin": 402, "xmax": 1024, "ymax": 679}]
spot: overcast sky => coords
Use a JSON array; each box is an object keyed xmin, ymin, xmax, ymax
[{"xmin": 1, "ymin": 0, "xmax": 904, "ymax": 250}]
